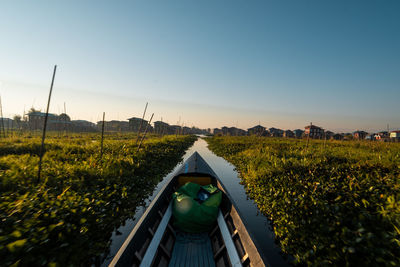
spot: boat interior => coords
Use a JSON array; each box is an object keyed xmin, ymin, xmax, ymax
[
  {"xmin": 111, "ymin": 151, "xmax": 265, "ymax": 267},
  {"xmin": 127, "ymin": 173, "xmax": 253, "ymax": 267}
]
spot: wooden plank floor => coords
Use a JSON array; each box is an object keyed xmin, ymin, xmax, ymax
[{"xmin": 169, "ymin": 232, "xmax": 215, "ymax": 267}]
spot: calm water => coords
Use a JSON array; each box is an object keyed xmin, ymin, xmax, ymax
[{"xmin": 102, "ymin": 138, "xmax": 289, "ymax": 266}]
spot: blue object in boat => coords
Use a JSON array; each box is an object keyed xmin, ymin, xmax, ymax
[{"xmin": 197, "ymin": 187, "xmax": 210, "ymax": 202}]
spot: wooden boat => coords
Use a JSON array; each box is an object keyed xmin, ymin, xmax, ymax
[{"xmin": 109, "ymin": 152, "xmax": 267, "ymax": 267}]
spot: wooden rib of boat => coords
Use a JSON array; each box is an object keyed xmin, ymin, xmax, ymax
[{"xmin": 109, "ymin": 152, "xmax": 267, "ymax": 267}]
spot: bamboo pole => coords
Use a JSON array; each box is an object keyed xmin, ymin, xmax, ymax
[
  {"xmin": 135, "ymin": 102, "xmax": 148, "ymax": 145},
  {"xmin": 63, "ymin": 102, "xmax": 67, "ymax": 135},
  {"xmin": 137, "ymin": 113, "xmax": 154, "ymax": 152},
  {"xmin": 305, "ymin": 122, "xmax": 313, "ymax": 151},
  {"xmin": 0, "ymin": 95, "xmax": 5, "ymax": 138},
  {"xmin": 160, "ymin": 117, "xmax": 163, "ymax": 136},
  {"xmin": 176, "ymin": 117, "xmax": 181, "ymax": 137},
  {"xmin": 161, "ymin": 117, "xmax": 166, "ymax": 137},
  {"xmin": 100, "ymin": 112, "xmax": 105, "ymax": 159},
  {"xmin": 37, "ymin": 65, "xmax": 57, "ymax": 183}
]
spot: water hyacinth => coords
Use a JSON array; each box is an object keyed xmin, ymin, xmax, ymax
[
  {"xmin": 0, "ymin": 134, "xmax": 196, "ymax": 266},
  {"xmin": 206, "ymin": 136, "xmax": 400, "ymax": 266}
]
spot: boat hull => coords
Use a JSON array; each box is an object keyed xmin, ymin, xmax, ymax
[{"xmin": 110, "ymin": 152, "xmax": 267, "ymax": 267}]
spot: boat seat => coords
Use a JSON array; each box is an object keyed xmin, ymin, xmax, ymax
[{"xmin": 177, "ymin": 175, "xmax": 213, "ymax": 187}]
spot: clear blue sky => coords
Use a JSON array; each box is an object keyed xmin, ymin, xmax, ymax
[{"xmin": 0, "ymin": 0, "xmax": 399, "ymax": 132}]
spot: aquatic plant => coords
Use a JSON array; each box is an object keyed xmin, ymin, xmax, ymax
[
  {"xmin": 206, "ymin": 136, "xmax": 400, "ymax": 266},
  {"xmin": 0, "ymin": 134, "xmax": 196, "ymax": 266}
]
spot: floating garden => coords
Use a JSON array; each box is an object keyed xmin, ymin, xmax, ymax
[
  {"xmin": 206, "ymin": 136, "xmax": 400, "ymax": 266},
  {"xmin": 0, "ymin": 133, "xmax": 196, "ymax": 266}
]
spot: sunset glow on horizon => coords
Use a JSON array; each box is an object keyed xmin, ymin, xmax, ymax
[{"xmin": 0, "ymin": 0, "xmax": 399, "ymax": 133}]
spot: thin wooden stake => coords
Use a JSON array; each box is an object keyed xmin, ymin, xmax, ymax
[
  {"xmin": 37, "ymin": 65, "xmax": 57, "ymax": 183},
  {"xmin": 63, "ymin": 102, "xmax": 67, "ymax": 135},
  {"xmin": 306, "ymin": 132, "xmax": 310, "ymax": 151},
  {"xmin": 136, "ymin": 102, "xmax": 148, "ymax": 144},
  {"xmin": 161, "ymin": 117, "xmax": 166, "ymax": 137},
  {"xmin": 100, "ymin": 112, "xmax": 105, "ymax": 159},
  {"xmin": 160, "ymin": 117, "xmax": 163, "ymax": 136},
  {"xmin": 0, "ymin": 97, "xmax": 5, "ymax": 138},
  {"xmin": 137, "ymin": 113, "xmax": 154, "ymax": 152},
  {"xmin": 304, "ymin": 122, "xmax": 312, "ymax": 153}
]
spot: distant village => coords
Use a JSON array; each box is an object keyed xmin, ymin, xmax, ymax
[
  {"xmin": 0, "ymin": 109, "xmax": 208, "ymax": 135},
  {"xmin": 1, "ymin": 109, "xmax": 399, "ymax": 141},
  {"xmin": 213, "ymin": 123, "xmax": 400, "ymax": 142}
]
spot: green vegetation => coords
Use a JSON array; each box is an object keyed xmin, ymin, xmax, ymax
[
  {"xmin": 206, "ymin": 136, "xmax": 400, "ymax": 266},
  {"xmin": 0, "ymin": 133, "xmax": 196, "ymax": 266}
]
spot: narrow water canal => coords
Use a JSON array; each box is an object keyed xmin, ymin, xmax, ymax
[{"xmin": 102, "ymin": 138, "xmax": 289, "ymax": 266}]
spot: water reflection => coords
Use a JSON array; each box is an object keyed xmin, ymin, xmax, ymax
[{"xmin": 102, "ymin": 138, "xmax": 289, "ymax": 266}]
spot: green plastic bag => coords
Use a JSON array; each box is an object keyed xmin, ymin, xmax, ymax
[{"xmin": 172, "ymin": 182, "xmax": 222, "ymax": 233}]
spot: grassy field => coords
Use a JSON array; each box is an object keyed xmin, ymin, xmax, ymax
[
  {"xmin": 0, "ymin": 133, "xmax": 196, "ymax": 266},
  {"xmin": 206, "ymin": 136, "xmax": 400, "ymax": 266}
]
